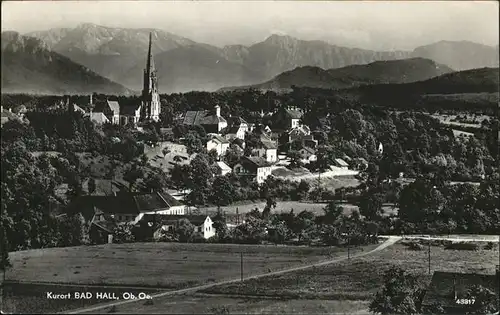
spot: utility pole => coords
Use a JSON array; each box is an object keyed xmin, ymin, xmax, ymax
[
  {"xmin": 348, "ymin": 235, "xmax": 351, "ymax": 260},
  {"xmin": 236, "ymin": 207, "xmax": 239, "ymax": 225},
  {"xmin": 240, "ymin": 252, "xmax": 243, "ymax": 282},
  {"xmin": 428, "ymin": 236, "xmax": 431, "ymax": 275}
]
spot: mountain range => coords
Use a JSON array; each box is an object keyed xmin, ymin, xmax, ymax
[
  {"xmin": 1, "ymin": 31, "xmax": 131, "ymax": 95},
  {"xmin": 2, "ymin": 23, "xmax": 499, "ymax": 94},
  {"xmin": 220, "ymin": 58, "xmax": 455, "ymax": 91}
]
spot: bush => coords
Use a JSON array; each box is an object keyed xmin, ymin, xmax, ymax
[{"xmin": 444, "ymin": 242, "xmax": 479, "ymax": 251}]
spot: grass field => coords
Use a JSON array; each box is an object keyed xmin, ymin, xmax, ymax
[
  {"xmin": 188, "ymin": 242, "xmax": 498, "ymax": 314},
  {"xmin": 3, "ymin": 282, "xmax": 159, "ymax": 314},
  {"xmin": 5, "ymin": 242, "xmax": 376, "ymax": 314},
  {"xmin": 84, "ymin": 293, "xmax": 371, "ymax": 314},
  {"xmin": 6, "ymin": 242, "xmax": 359, "ymax": 288}
]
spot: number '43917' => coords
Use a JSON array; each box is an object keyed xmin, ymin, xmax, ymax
[{"xmin": 455, "ymin": 298, "xmax": 475, "ymax": 305}]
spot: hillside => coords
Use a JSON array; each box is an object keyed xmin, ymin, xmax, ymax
[
  {"xmin": 1, "ymin": 32, "xmax": 132, "ymax": 95},
  {"xmin": 411, "ymin": 40, "xmax": 499, "ymax": 71},
  {"xmin": 118, "ymin": 44, "xmax": 261, "ymax": 93},
  {"xmin": 342, "ymin": 67, "xmax": 500, "ymax": 111},
  {"xmin": 221, "ymin": 58, "xmax": 454, "ymax": 91},
  {"xmin": 26, "ymin": 23, "xmax": 197, "ymax": 82}
]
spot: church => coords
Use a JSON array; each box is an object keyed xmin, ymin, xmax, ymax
[{"xmin": 90, "ymin": 32, "xmax": 161, "ymax": 126}]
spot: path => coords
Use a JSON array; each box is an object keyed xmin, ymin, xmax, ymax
[
  {"xmin": 65, "ymin": 236, "xmax": 401, "ymax": 314},
  {"xmin": 386, "ymin": 235, "xmax": 500, "ymax": 242}
]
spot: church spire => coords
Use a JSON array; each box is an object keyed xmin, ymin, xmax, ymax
[{"xmin": 146, "ymin": 32, "xmax": 155, "ymax": 75}]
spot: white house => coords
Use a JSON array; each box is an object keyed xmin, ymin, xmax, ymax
[
  {"xmin": 253, "ymin": 140, "xmax": 278, "ymax": 163},
  {"xmin": 215, "ymin": 161, "xmax": 232, "ymax": 176},
  {"xmin": 206, "ymin": 133, "xmax": 230, "ymax": 157},
  {"xmin": 234, "ymin": 156, "xmax": 272, "ymax": 185},
  {"xmin": 224, "ymin": 125, "xmax": 246, "ymax": 140}
]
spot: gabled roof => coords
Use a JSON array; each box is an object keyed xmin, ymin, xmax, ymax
[
  {"xmin": 285, "ymin": 108, "xmax": 303, "ymax": 119},
  {"xmin": 121, "ymin": 103, "xmax": 141, "ymax": 116},
  {"xmin": 334, "ymin": 158, "xmax": 349, "ymax": 167},
  {"xmin": 421, "ymin": 271, "xmax": 499, "ymax": 310},
  {"xmin": 208, "ymin": 133, "xmax": 229, "ymax": 144},
  {"xmin": 227, "ymin": 116, "xmax": 248, "ymax": 126},
  {"xmin": 237, "ymin": 156, "xmax": 271, "ymax": 172},
  {"xmin": 70, "ymin": 191, "xmax": 182, "ymax": 215},
  {"xmin": 226, "ymin": 125, "xmax": 243, "ymax": 134},
  {"xmin": 216, "ymin": 161, "xmax": 231, "ymax": 171},
  {"xmin": 88, "ymin": 112, "xmax": 110, "ymax": 124},
  {"xmin": 300, "ymin": 146, "xmax": 316, "ymax": 155},
  {"xmin": 183, "ymin": 110, "xmax": 227, "ymax": 126},
  {"xmin": 259, "ymin": 140, "xmax": 277, "ymax": 150},
  {"xmin": 107, "ymin": 101, "xmax": 120, "ymax": 114}
]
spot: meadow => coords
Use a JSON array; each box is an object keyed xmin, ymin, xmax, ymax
[
  {"xmin": 6, "ymin": 242, "xmax": 362, "ymax": 289},
  {"xmin": 4, "ymin": 241, "xmax": 380, "ymax": 314}
]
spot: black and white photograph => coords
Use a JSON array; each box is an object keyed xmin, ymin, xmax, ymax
[{"xmin": 0, "ymin": 0, "xmax": 499, "ymax": 314}]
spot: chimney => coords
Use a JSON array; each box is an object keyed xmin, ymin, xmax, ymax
[
  {"xmin": 215, "ymin": 105, "xmax": 221, "ymax": 117},
  {"xmin": 90, "ymin": 94, "xmax": 93, "ymax": 106}
]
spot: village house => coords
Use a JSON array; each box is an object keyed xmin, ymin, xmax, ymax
[
  {"xmin": 299, "ymin": 146, "xmax": 317, "ymax": 164},
  {"xmin": 234, "ymin": 156, "xmax": 273, "ymax": 184},
  {"xmin": 253, "ymin": 139, "xmax": 278, "ymax": 163},
  {"xmin": 224, "ymin": 116, "xmax": 248, "ymax": 140},
  {"xmin": 182, "ymin": 105, "xmax": 228, "ymax": 133},
  {"xmin": 214, "ymin": 161, "xmax": 232, "ymax": 176},
  {"xmin": 70, "ymin": 191, "xmax": 186, "ymax": 225},
  {"xmin": 272, "ymin": 106, "xmax": 303, "ymax": 130},
  {"xmin": 421, "ymin": 269, "xmax": 499, "ymax": 314},
  {"xmin": 93, "ymin": 100, "xmax": 121, "ymax": 124},
  {"xmin": 333, "ymin": 158, "xmax": 349, "ymax": 169},
  {"xmin": 141, "ymin": 214, "xmax": 216, "ymax": 240},
  {"xmin": 206, "ymin": 133, "xmax": 230, "ymax": 157}
]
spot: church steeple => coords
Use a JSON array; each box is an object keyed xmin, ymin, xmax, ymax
[
  {"xmin": 141, "ymin": 31, "xmax": 160, "ymax": 122},
  {"xmin": 146, "ymin": 32, "xmax": 155, "ymax": 78}
]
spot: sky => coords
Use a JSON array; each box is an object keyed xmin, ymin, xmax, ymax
[{"xmin": 2, "ymin": 1, "xmax": 499, "ymax": 50}]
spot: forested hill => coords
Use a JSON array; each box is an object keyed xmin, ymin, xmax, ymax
[{"xmin": 220, "ymin": 58, "xmax": 454, "ymax": 91}]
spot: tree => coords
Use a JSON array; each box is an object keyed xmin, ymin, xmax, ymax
[
  {"xmin": 113, "ymin": 224, "xmax": 135, "ymax": 243},
  {"xmin": 123, "ymin": 163, "xmax": 145, "ymax": 192},
  {"xmin": 464, "ymin": 285, "xmax": 499, "ymax": 315},
  {"xmin": 142, "ymin": 171, "xmax": 167, "ymax": 193},
  {"xmin": 212, "ymin": 211, "xmax": 229, "ymax": 241},
  {"xmin": 170, "ymin": 164, "xmax": 191, "ymax": 193},
  {"xmin": 175, "ymin": 219, "xmax": 196, "ymax": 243},
  {"xmin": 211, "ymin": 176, "xmax": 235, "ymax": 208},
  {"xmin": 224, "ymin": 145, "xmax": 242, "ymax": 167},
  {"xmin": 292, "ymin": 210, "xmax": 317, "ymax": 242},
  {"xmin": 288, "ymin": 150, "xmax": 303, "ymax": 169},
  {"xmin": 261, "ymin": 197, "xmax": 277, "ymax": 220},
  {"xmin": 359, "ymin": 192, "xmax": 385, "ymax": 220},
  {"xmin": 184, "ymin": 131, "xmax": 204, "ymax": 155},
  {"xmin": 369, "ymin": 267, "xmax": 425, "ymax": 315},
  {"xmin": 294, "ymin": 180, "xmax": 310, "ymax": 200}
]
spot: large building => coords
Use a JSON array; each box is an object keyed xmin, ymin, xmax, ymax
[
  {"xmin": 140, "ymin": 32, "xmax": 161, "ymax": 122},
  {"xmin": 91, "ymin": 32, "xmax": 161, "ymax": 126}
]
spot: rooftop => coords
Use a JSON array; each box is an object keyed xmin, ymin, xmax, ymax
[{"xmin": 422, "ymin": 271, "xmax": 499, "ymax": 310}]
